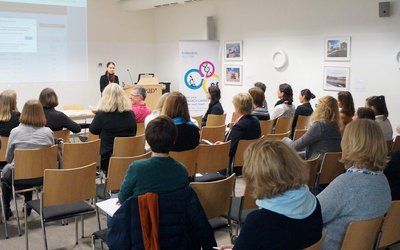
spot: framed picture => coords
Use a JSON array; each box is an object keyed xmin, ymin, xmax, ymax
[
  {"xmin": 224, "ymin": 65, "xmax": 242, "ymax": 85},
  {"xmin": 323, "ymin": 67, "xmax": 350, "ymax": 91},
  {"xmin": 225, "ymin": 40, "xmax": 242, "ymax": 61},
  {"xmin": 325, "ymin": 36, "xmax": 351, "ymax": 61}
]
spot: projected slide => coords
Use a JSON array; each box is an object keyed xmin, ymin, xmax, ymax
[{"xmin": 0, "ymin": 0, "xmax": 87, "ymax": 84}]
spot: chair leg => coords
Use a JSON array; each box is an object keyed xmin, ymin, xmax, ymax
[
  {"xmin": 81, "ymin": 215, "xmax": 84, "ymax": 238},
  {"xmin": 41, "ymin": 217, "xmax": 48, "ymax": 250},
  {"xmin": 25, "ymin": 204, "xmax": 28, "ymax": 250},
  {"xmin": 75, "ymin": 217, "xmax": 78, "ymax": 245},
  {"xmin": 91, "ymin": 235, "xmax": 95, "ymax": 250},
  {"xmin": 12, "ymin": 187, "xmax": 22, "ymax": 236},
  {"xmin": 0, "ymin": 187, "xmax": 9, "ymax": 239}
]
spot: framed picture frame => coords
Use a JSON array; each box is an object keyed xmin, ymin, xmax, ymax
[
  {"xmin": 323, "ymin": 66, "xmax": 350, "ymax": 91},
  {"xmin": 325, "ymin": 36, "xmax": 351, "ymax": 61},
  {"xmin": 225, "ymin": 40, "xmax": 243, "ymax": 61},
  {"xmin": 224, "ymin": 65, "xmax": 242, "ymax": 86}
]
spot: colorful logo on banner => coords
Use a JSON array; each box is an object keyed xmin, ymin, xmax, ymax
[{"xmin": 184, "ymin": 61, "xmax": 219, "ymax": 93}]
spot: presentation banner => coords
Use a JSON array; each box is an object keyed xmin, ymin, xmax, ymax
[{"xmin": 179, "ymin": 40, "xmax": 220, "ymax": 116}]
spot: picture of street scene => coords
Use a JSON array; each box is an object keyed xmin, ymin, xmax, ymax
[
  {"xmin": 225, "ymin": 41, "xmax": 242, "ymax": 60},
  {"xmin": 325, "ymin": 37, "xmax": 351, "ymax": 61},
  {"xmin": 225, "ymin": 66, "xmax": 242, "ymax": 85},
  {"xmin": 324, "ymin": 67, "xmax": 349, "ymax": 91}
]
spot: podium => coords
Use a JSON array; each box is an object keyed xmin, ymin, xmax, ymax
[{"xmin": 123, "ymin": 76, "xmax": 162, "ymax": 110}]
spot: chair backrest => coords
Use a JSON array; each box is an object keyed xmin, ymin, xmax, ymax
[
  {"xmin": 107, "ymin": 151, "xmax": 152, "ymax": 192},
  {"xmin": 42, "ymin": 163, "xmax": 97, "ymax": 207},
  {"xmin": 379, "ymin": 201, "xmax": 400, "ymax": 248},
  {"xmin": 264, "ymin": 131, "xmax": 291, "ymax": 141},
  {"xmin": 296, "ymin": 115, "xmax": 311, "ymax": 130},
  {"xmin": 190, "ymin": 173, "xmax": 235, "ymax": 219},
  {"xmin": 392, "ymin": 136, "xmax": 400, "ymax": 153},
  {"xmin": 260, "ymin": 119, "xmax": 275, "ymax": 137},
  {"xmin": 170, "ymin": 147, "xmax": 199, "ymax": 176},
  {"xmin": 318, "ymin": 152, "xmax": 344, "ymax": 185},
  {"xmin": 200, "ymin": 125, "xmax": 226, "ymax": 143},
  {"xmin": 275, "ymin": 117, "xmax": 293, "ymax": 134},
  {"xmin": 304, "ymin": 155, "xmax": 321, "ymax": 190},
  {"xmin": 136, "ymin": 123, "xmax": 145, "ymax": 136},
  {"xmin": 0, "ymin": 136, "xmax": 9, "ymax": 162},
  {"xmin": 53, "ymin": 129, "xmax": 70, "ymax": 143},
  {"xmin": 88, "ymin": 132, "xmax": 99, "ymax": 141},
  {"xmin": 196, "ymin": 141, "xmax": 231, "ymax": 173},
  {"xmin": 232, "ymin": 137, "xmax": 262, "ymax": 167},
  {"xmin": 62, "ymin": 139, "xmax": 100, "ymax": 169},
  {"xmin": 191, "ymin": 115, "xmax": 202, "ymax": 128},
  {"xmin": 241, "ymin": 185, "xmax": 257, "ymax": 211},
  {"xmin": 231, "ymin": 112, "xmax": 240, "ymax": 123},
  {"xmin": 63, "ymin": 105, "xmax": 84, "ymax": 110},
  {"xmin": 293, "ymin": 129, "xmax": 308, "ymax": 141},
  {"xmin": 206, "ymin": 113, "xmax": 227, "ymax": 127},
  {"xmin": 112, "ymin": 134, "xmax": 146, "ymax": 157},
  {"xmin": 340, "ymin": 216, "xmax": 384, "ymax": 250},
  {"xmin": 304, "ymin": 229, "xmax": 327, "ymax": 250},
  {"xmin": 14, "ymin": 145, "xmax": 58, "ymax": 180}
]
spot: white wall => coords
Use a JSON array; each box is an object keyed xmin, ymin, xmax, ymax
[{"xmin": 151, "ymin": 0, "xmax": 400, "ymax": 130}]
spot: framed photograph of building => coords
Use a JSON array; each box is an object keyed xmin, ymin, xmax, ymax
[
  {"xmin": 323, "ymin": 66, "xmax": 350, "ymax": 91},
  {"xmin": 224, "ymin": 65, "xmax": 242, "ymax": 85},
  {"xmin": 225, "ymin": 41, "xmax": 243, "ymax": 61},
  {"xmin": 325, "ymin": 36, "xmax": 351, "ymax": 61}
]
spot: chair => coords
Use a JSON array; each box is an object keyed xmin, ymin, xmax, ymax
[
  {"xmin": 304, "ymin": 229, "xmax": 327, "ymax": 250},
  {"xmin": 53, "ymin": 129, "xmax": 71, "ymax": 142},
  {"xmin": 293, "ymin": 129, "xmax": 308, "ymax": 141},
  {"xmin": 206, "ymin": 114, "xmax": 227, "ymax": 126},
  {"xmin": 195, "ymin": 141, "xmax": 231, "ymax": 182},
  {"xmin": 315, "ymin": 152, "xmax": 344, "ymax": 192},
  {"xmin": 0, "ymin": 136, "xmax": 9, "ymax": 162},
  {"xmin": 304, "ymin": 155, "xmax": 321, "ymax": 193},
  {"xmin": 230, "ymin": 185, "xmax": 257, "ymax": 235},
  {"xmin": 231, "ymin": 137, "xmax": 263, "ymax": 174},
  {"xmin": 392, "ymin": 136, "xmax": 400, "ymax": 152},
  {"xmin": 136, "ymin": 123, "xmax": 145, "ymax": 136},
  {"xmin": 275, "ymin": 117, "xmax": 293, "ymax": 134},
  {"xmin": 259, "ymin": 119, "xmax": 275, "ymax": 137},
  {"xmin": 190, "ymin": 173, "xmax": 236, "ymax": 237},
  {"xmin": 200, "ymin": 125, "xmax": 226, "ymax": 143},
  {"xmin": 264, "ymin": 131, "xmax": 291, "ymax": 141},
  {"xmin": 25, "ymin": 163, "xmax": 100, "ymax": 250},
  {"xmin": 88, "ymin": 132, "xmax": 99, "ymax": 142},
  {"xmin": 192, "ymin": 115, "xmax": 202, "ymax": 128},
  {"xmin": 112, "ymin": 134, "xmax": 145, "ymax": 157},
  {"xmin": 61, "ymin": 139, "xmax": 101, "ymax": 169},
  {"xmin": 295, "ymin": 115, "xmax": 311, "ymax": 130},
  {"xmin": 340, "ymin": 216, "xmax": 384, "ymax": 250},
  {"xmin": 170, "ymin": 147, "xmax": 199, "ymax": 177},
  {"xmin": 231, "ymin": 112, "xmax": 240, "ymax": 123},
  {"xmin": 378, "ymin": 201, "xmax": 400, "ymax": 248},
  {"xmin": 63, "ymin": 105, "xmax": 85, "ymax": 110},
  {"xmin": 5, "ymin": 146, "xmax": 58, "ymax": 236}
]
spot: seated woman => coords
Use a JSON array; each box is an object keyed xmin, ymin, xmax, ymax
[
  {"xmin": 365, "ymin": 95, "xmax": 393, "ymax": 141},
  {"xmin": 89, "ymin": 83, "xmax": 137, "ymax": 174},
  {"xmin": 292, "ymin": 88, "xmax": 315, "ymax": 132},
  {"xmin": 0, "ymin": 89, "xmax": 20, "ymax": 137},
  {"xmin": 337, "ymin": 91, "xmax": 355, "ymax": 127},
  {"xmin": 284, "ymin": 96, "xmax": 341, "ymax": 160},
  {"xmin": 201, "ymin": 86, "xmax": 224, "ymax": 127},
  {"xmin": 220, "ymin": 140, "xmax": 322, "ymax": 249},
  {"xmin": 39, "ymin": 88, "xmax": 81, "ymax": 134},
  {"xmin": 144, "ymin": 92, "xmax": 170, "ymax": 128},
  {"xmin": 1, "ymin": 100, "xmax": 54, "ymax": 219},
  {"xmin": 317, "ymin": 119, "xmax": 391, "ymax": 250},
  {"xmin": 353, "ymin": 107, "xmax": 375, "ymax": 120},
  {"xmin": 270, "ymin": 83, "xmax": 295, "ymax": 120},
  {"xmin": 161, "ymin": 92, "xmax": 199, "ymax": 152},
  {"xmin": 248, "ymin": 87, "xmax": 270, "ymax": 120}
]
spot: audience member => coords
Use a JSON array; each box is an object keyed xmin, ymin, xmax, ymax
[
  {"xmin": 248, "ymin": 87, "xmax": 270, "ymax": 120},
  {"xmin": 39, "ymin": 88, "xmax": 81, "ymax": 133},
  {"xmin": 144, "ymin": 92, "xmax": 170, "ymax": 128},
  {"xmin": 384, "ymin": 123, "xmax": 400, "ymax": 200},
  {"xmin": 201, "ymin": 86, "xmax": 224, "ymax": 127},
  {"xmin": 1, "ymin": 100, "xmax": 54, "ymax": 220},
  {"xmin": 161, "ymin": 92, "xmax": 199, "ymax": 151},
  {"xmin": 292, "ymin": 89, "xmax": 315, "ymax": 133},
  {"xmin": 284, "ymin": 96, "xmax": 341, "ymax": 160},
  {"xmin": 89, "ymin": 83, "xmax": 137, "ymax": 174},
  {"xmin": 0, "ymin": 89, "xmax": 20, "ymax": 137},
  {"xmin": 220, "ymin": 140, "xmax": 322, "ymax": 249},
  {"xmin": 271, "ymin": 83, "xmax": 295, "ymax": 120},
  {"xmin": 337, "ymin": 91, "xmax": 355, "ymax": 126},
  {"xmin": 365, "ymin": 95, "xmax": 393, "ymax": 140},
  {"xmin": 254, "ymin": 82, "xmax": 268, "ymax": 111},
  {"xmin": 317, "ymin": 119, "xmax": 391, "ymax": 250},
  {"xmin": 129, "ymin": 85, "xmax": 152, "ymax": 123},
  {"xmin": 353, "ymin": 107, "xmax": 375, "ymax": 120}
]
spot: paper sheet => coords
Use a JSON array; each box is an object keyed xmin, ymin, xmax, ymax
[{"xmin": 96, "ymin": 198, "xmax": 120, "ymax": 217}]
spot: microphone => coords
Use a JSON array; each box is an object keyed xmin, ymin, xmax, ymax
[{"xmin": 127, "ymin": 68, "xmax": 134, "ymax": 85}]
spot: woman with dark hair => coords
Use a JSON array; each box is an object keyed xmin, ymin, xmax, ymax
[
  {"xmin": 365, "ymin": 95, "xmax": 393, "ymax": 141},
  {"xmin": 39, "ymin": 88, "xmax": 81, "ymax": 133},
  {"xmin": 337, "ymin": 91, "xmax": 355, "ymax": 126},
  {"xmin": 271, "ymin": 83, "xmax": 295, "ymax": 120},
  {"xmin": 100, "ymin": 61, "xmax": 119, "ymax": 93},
  {"xmin": 248, "ymin": 87, "xmax": 270, "ymax": 120},
  {"xmin": 201, "ymin": 86, "xmax": 224, "ymax": 127},
  {"xmin": 292, "ymin": 89, "xmax": 315, "ymax": 132},
  {"xmin": 353, "ymin": 107, "xmax": 375, "ymax": 120}
]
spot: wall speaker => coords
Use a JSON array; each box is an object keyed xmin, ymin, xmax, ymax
[
  {"xmin": 206, "ymin": 16, "xmax": 216, "ymax": 40},
  {"xmin": 379, "ymin": 2, "xmax": 390, "ymax": 17}
]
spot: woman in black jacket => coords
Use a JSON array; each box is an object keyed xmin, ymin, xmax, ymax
[
  {"xmin": 201, "ymin": 86, "xmax": 224, "ymax": 127},
  {"xmin": 0, "ymin": 89, "xmax": 20, "ymax": 137},
  {"xmin": 100, "ymin": 61, "xmax": 119, "ymax": 93}
]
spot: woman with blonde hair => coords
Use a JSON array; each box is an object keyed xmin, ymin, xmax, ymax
[
  {"xmin": 284, "ymin": 96, "xmax": 341, "ymax": 160},
  {"xmin": 317, "ymin": 119, "xmax": 391, "ymax": 250},
  {"xmin": 144, "ymin": 92, "xmax": 170, "ymax": 128},
  {"xmin": 220, "ymin": 140, "xmax": 322, "ymax": 249},
  {"xmin": 1, "ymin": 100, "xmax": 54, "ymax": 219},
  {"xmin": 0, "ymin": 89, "xmax": 20, "ymax": 137},
  {"xmin": 89, "ymin": 83, "xmax": 136, "ymax": 173}
]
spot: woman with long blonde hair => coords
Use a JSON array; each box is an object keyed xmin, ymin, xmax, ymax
[{"xmin": 0, "ymin": 89, "xmax": 20, "ymax": 137}]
